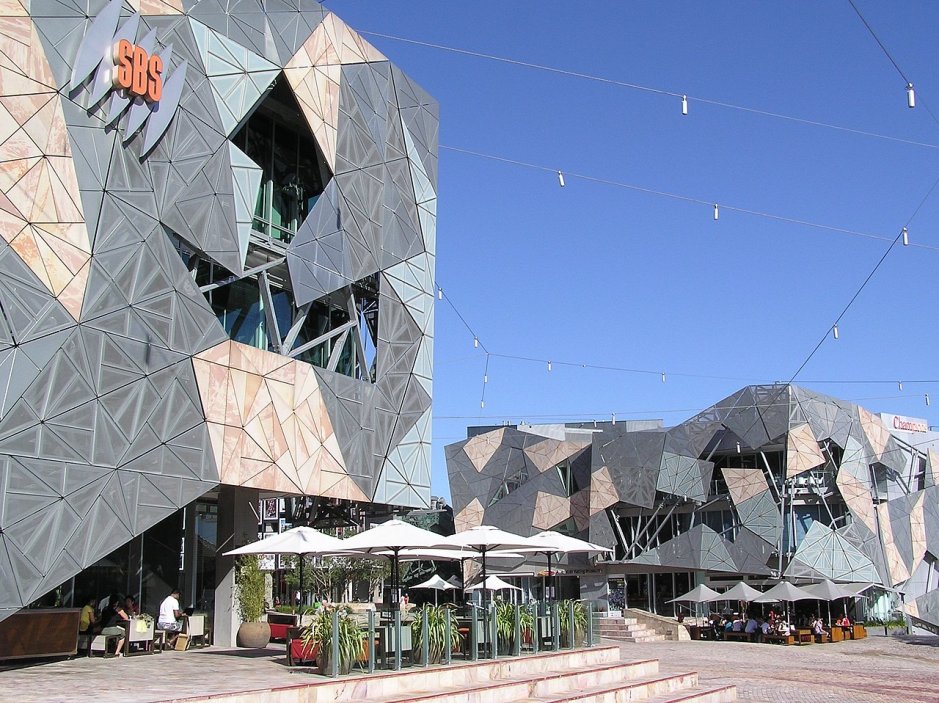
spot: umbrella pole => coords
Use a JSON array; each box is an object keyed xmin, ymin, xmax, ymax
[
  {"xmin": 547, "ymin": 552, "xmax": 552, "ymax": 602},
  {"xmin": 482, "ymin": 549, "xmax": 489, "ymax": 658},
  {"xmin": 299, "ymin": 555, "xmax": 304, "ymax": 609}
]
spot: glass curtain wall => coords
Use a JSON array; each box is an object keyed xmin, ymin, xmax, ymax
[{"xmin": 231, "ymin": 80, "xmax": 330, "ymax": 245}]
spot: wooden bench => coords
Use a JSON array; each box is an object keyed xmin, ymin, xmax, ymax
[
  {"xmin": 796, "ymin": 629, "xmax": 814, "ymax": 645},
  {"xmin": 724, "ymin": 630, "xmax": 751, "ymax": 641},
  {"xmin": 814, "ymin": 631, "xmax": 830, "ymax": 643},
  {"xmin": 764, "ymin": 633, "xmax": 795, "ymax": 645},
  {"xmin": 853, "ymin": 624, "xmax": 867, "ymax": 639}
]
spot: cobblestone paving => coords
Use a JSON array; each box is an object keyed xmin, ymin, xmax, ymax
[
  {"xmin": 614, "ymin": 634, "xmax": 939, "ymax": 703},
  {"xmin": 1, "ymin": 635, "xmax": 937, "ymax": 702}
]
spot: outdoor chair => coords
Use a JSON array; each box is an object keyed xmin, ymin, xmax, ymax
[
  {"xmin": 89, "ymin": 633, "xmax": 121, "ymax": 657},
  {"xmin": 286, "ymin": 627, "xmax": 318, "ymax": 666}
]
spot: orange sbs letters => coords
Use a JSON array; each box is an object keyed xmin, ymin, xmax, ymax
[
  {"xmin": 146, "ymin": 54, "xmax": 163, "ymax": 102},
  {"xmin": 113, "ymin": 39, "xmax": 134, "ymax": 90},
  {"xmin": 131, "ymin": 45, "xmax": 148, "ymax": 96}
]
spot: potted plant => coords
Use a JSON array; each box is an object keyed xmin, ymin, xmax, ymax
[
  {"xmin": 493, "ymin": 602, "xmax": 535, "ymax": 654},
  {"xmin": 235, "ymin": 554, "xmax": 271, "ymax": 648},
  {"xmin": 558, "ymin": 599, "xmax": 587, "ymax": 647},
  {"xmin": 301, "ymin": 605, "xmax": 363, "ymax": 675},
  {"xmin": 411, "ymin": 604, "xmax": 461, "ymax": 664}
]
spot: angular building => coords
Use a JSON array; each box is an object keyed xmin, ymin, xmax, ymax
[
  {"xmin": 0, "ymin": 0, "xmax": 437, "ymax": 641},
  {"xmin": 446, "ymin": 385, "xmax": 939, "ymax": 628}
]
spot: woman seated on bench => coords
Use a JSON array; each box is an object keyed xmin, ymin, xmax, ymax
[
  {"xmin": 812, "ymin": 615, "xmax": 828, "ymax": 638},
  {"xmin": 98, "ymin": 595, "xmax": 131, "ymax": 656}
]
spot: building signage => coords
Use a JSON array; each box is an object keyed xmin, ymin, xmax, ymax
[
  {"xmin": 112, "ymin": 39, "xmax": 163, "ymax": 102},
  {"xmin": 881, "ymin": 413, "xmax": 930, "ymax": 433},
  {"xmin": 68, "ymin": 0, "xmax": 187, "ymax": 156}
]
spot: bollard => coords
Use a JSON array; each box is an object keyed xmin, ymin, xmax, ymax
[
  {"xmin": 445, "ymin": 607, "xmax": 452, "ymax": 666},
  {"xmin": 367, "ymin": 609, "xmax": 375, "ymax": 674},
  {"xmin": 531, "ymin": 603, "xmax": 539, "ymax": 654},
  {"xmin": 586, "ymin": 601, "xmax": 594, "ymax": 647},
  {"xmin": 568, "ymin": 601, "xmax": 575, "ymax": 650},
  {"xmin": 394, "ymin": 609, "xmax": 402, "ymax": 671},
  {"xmin": 514, "ymin": 604, "xmax": 521, "ymax": 657},
  {"xmin": 331, "ymin": 607, "xmax": 340, "ymax": 677},
  {"xmin": 470, "ymin": 606, "xmax": 478, "ymax": 662},
  {"xmin": 490, "ymin": 603, "xmax": 498, "ymax": 659},
  {"xmin": 421, "ymin": 607, "xmax": 429, "ymax": 667},
  {"xmin": 552, "ymin": 602, "xmax": 560, "ymax": 651}
]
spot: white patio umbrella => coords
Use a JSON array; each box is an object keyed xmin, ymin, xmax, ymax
[
  {"xmin": 801, "ymin": 580, "xmax": 855, "ymax": 626},
  {"xmin": 668, "ymin": 583, "xmax": 722, "ymax": 621},
  {"xmin": 668, "ymin": 584, "xmax": 722, "ymax": 603},
  {"xmin": 446, "ymin": 526, "xmax": 544, "ymax": 612},
  {"xmin": 465, "ymin": 575, "xmax": 522, "ymax": 592},
  {"xmin": 338, "ymin": 519, "xmax": 451, "ymax": 609},
  {"xmin": 503, "ymin": 530, "xmax": 611, "ymax": 603},
  {"xmin": 754, "ymin": 581, "xmax": 817, "ymax": 626},
  {"xmin": 717, "ymin": 581, "xmax": 764, "ymax": 603},
  {"xmin": 411, "ymin": 574, "xmax": 457, "ymax": 605},
  {"xmin": 223, "ymin": 526, "xmax": 346, "ymax": 606}
]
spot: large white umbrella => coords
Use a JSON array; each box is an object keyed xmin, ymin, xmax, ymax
[
  {"xmin": 411, "ymin": 574, "xmax": 457, "ymax": 605},
  {"xmin": 465, "ymin": 575, "xmax": 522, "ymax": 592},
  {"xmin": 755, "ymin": 581, "xmax": 817, "ymax": 625},
  {"xmin": 224, "ymin": 526, "xmax": 346, "ymax": 606},
  {"xmin": 504, "ymin": 531, "xmax": 611, "ymax": 602},
  {"xmin": 338, "ymin": 519, "xmax": 451, "ymax": 608},
  {"xmin": 669, "ymin": 584, "xmax": 722, "ymax": 603},
  {"xmin": 754, "ymin": 582, "xmax": 817, "ymax": 603},
  {"xmin": 717, "ymin": 581, "xmax": 764, "ymax": 603},
  {"xmin": 801, "ymin": 580, "xmax": 855, "ymax": 626},
  {"xmin": 446, "ymin": 526, "xmax": 544, "ymax": 611}
]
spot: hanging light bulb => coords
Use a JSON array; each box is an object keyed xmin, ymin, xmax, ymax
[
  {"xmin": 681, "ymin": 95, "xmax": 688, "ymax": 116},
  {"xmin": 907, "ymin": 83, "xmax": 916, "ymax": 109},
  {"xmin": 736, "ymin": 441, "xmax": 742, "ymax": 454},
  {"xmin": 437, "ymin": 287, "xmax": 443, "ymax": 300},
  {"xmin": 926, "ymin": 393, "xmax": 930, "ymax": 407},
  {"xmin": 557, "ymin": 171, "xmax": 565, "ymax": 188},
  {"xmin": 832, "ymin": 324, "xmax": 839, "ymax": 340},
  {"xmin": 898, "ymin": 381, "xmax": 903, "ymax": 391},
  {"xmin": 611, "ymin": 413, "xmax": 616, "ymax": 425},
  {"xmin": 713, "ymin": 204, "xmax": 719, "ymax": 221},
  {"xmin": 473, "ymin": 337, "xmax": 479, "ymax": 348},
  {"xmin": 902, "ymin": 227, "xmax": 909, "ymax": 246},
  {"xmin": 661, "ymin": 372, "xmax": 666, "ymax": 383},
  {"xmin": 483, "ymin": 374, "xmax": 488, "ymax": 384},
  {"xmin": 480, "ymin": 399, "xmax": 485, "ymax": 409},
  {"xmin": 547, "ymin": 361, "xmax": 552, "ymax": 372}
]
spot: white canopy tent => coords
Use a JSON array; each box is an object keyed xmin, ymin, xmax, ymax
[
  {"xmin": 410, "ymin": 574, "xmax": 457, "ymax": 605},
  {"xmin": 465, "ymin": 575, "xmax": 522, "ymax": 592}
]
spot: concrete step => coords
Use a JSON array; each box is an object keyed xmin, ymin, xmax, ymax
[
  {"xmin": 641, "ymin": 685, "xmax": 738, "ymax": 703},
  {"xmin": 514, "ymin": 671, "xmax": 713, "ymax": 702},
  {"xmin": 359, "ymin": 659, "xmax": 663, "ymax": 703}
]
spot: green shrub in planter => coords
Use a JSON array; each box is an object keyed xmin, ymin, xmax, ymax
[
  {"xmin": 558, "ymin": 599, "xmax": 587, "ymax": 647},
  {"xmin": 411, "ymin": 604, "xmax": 462, "ymax": 664},
  {"xmin": 301, "ymin": 605, "xmax": 364, "ymax": 675}
]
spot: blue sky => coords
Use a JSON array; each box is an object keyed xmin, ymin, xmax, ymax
[{"xmin": 324, "ymin": 1, "xmax": 939, "ymax": 503}]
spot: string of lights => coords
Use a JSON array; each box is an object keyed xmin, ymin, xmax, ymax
[
  {"xmin": 440, "ymin": 145, "xmax": 939, "ymax": 252},
  {"xmin": 360, "ymin": 29, "xmax": 939, "ymax": 148}
]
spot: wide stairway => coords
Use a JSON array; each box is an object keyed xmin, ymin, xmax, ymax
[
  {"xmin": 177, "ymin": 645, "xmax": 734, "ymax": 703},
  {"xmin": 596, "ymin": 616, "xmax": 667, "ymax": 643}
]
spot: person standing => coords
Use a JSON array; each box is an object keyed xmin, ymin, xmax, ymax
[{"xmin": 158, "ymin": 588, "xmax": 185, "ymax": 647}]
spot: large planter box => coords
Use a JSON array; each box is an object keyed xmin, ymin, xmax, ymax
[{"xmin": 0, "ymin": 609, "xmax": 80, "ymax": 661}]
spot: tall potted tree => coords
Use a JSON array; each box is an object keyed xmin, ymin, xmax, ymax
[{"xmin": 235, "ymin": 555, "xmax": 271, "ymax": 647}]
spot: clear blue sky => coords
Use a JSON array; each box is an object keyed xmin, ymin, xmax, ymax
[{"xmin": 324, "ymin": 1, "xmax": 939, "ymax": 504}]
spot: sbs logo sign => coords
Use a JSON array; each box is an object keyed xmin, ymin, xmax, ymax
[
  {"xmin": 112, "ymin": 39, "xmax": 163, "ymax": 102},
  {"xmin": 68, "ymin": 0, "xmax": 187, "ymax": 156}
]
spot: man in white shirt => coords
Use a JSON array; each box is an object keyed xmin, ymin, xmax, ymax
[{"xmin": 158, "ymin": 588, "xmax": 184, "ymax": 647}]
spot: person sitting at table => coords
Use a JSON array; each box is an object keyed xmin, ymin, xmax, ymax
[
  {"xmin": 124, "ymin": 595, "xmax": 139, "ymax": 617},
  {"xmin": 98, "ymin": 594, "xmax": 130, "ymax": 656},
  {"xmin": 776, "ymin": 620, "xmax": 791, "ymax": 635},
  {"xmin": 761, "ymin": 619, "xmax": 771, "ymax": 637},
  {"xmin": 744, "ymin": 614, "xmax": 759, "ymax": 640},
  {"xmin": 158, "ymin": 587, "xmax": 185, "ymax": 647},
  {"xmin": 812, "ymin": 616, "xmax": 828, "ymax": 636},
  {"xmin": 79, "ymin": 596, "xmax": 97, "ymax": 634},
  {"xmin": 731, "ymin": 617, "xmax": 744, "ymax": 632}
]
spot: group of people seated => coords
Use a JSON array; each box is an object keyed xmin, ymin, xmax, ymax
[
  {"xmin": 77, "ymin": 588, "xmax": 187, "ymax": 655},
  {"xmin": 698, "ymin": 608, "xmax": 853, "ymax": 642}
]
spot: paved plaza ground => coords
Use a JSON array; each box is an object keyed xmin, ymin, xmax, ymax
[
  {"xmin": 637, "ymin": 634, "xmax": 939, "ymax": 703},
  {"xmin": 0, "ymin": 634, "xmax": 936, "ymax": 702}
]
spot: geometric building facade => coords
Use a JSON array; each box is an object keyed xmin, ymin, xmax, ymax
[
  {"xmin": 0, "ymin": 0, "xmax": 436, "ymax": 623},
  {"xmin": 447, "ymin": 385, "xmax": 939, "ymax": 628}
]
